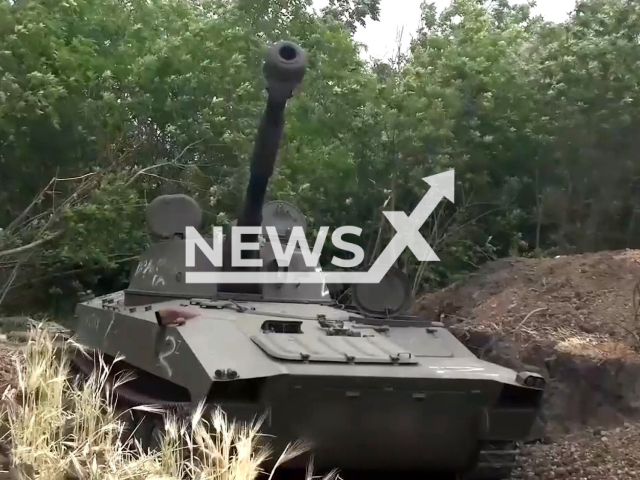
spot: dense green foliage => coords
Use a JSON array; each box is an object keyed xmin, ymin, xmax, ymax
[{"xmin": 1, "ymin": 0, "xmax": 640, "ymax": 312}]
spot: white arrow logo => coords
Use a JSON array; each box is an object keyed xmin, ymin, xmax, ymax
[
  {"xmin": 368, "ymin": 170, "xmax": 455, "ymax": 278},
  {"xmin": 186, "ymin": 169, "xmax": 455, "ymax": 284}
]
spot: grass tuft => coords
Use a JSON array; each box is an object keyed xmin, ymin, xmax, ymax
[{"xmin": 0, "ymin": 324, "xmax": 340, "ymax": 480}]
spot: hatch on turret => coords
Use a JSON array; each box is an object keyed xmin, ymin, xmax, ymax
[{"xmin": 250, "ymin": 327, "xmax": 419, "ymax": 364}]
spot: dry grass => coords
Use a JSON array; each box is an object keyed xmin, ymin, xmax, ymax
[{"xmin": 0, "ymin": 326, "xmax": 338, "ymax": 480}]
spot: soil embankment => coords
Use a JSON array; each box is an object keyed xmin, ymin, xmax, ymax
[{"xmin": 416, "ymin": 249, "xmax": 640, "ymax": 478}]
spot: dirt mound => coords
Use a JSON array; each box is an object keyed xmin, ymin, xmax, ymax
[
  {"xmin": 417, "ymin": 250, "xmax": 640, "ymax": 479},
  {"xmin": 417, "ymin": 250, "xmax": 640, "ymax": 359},
  {"xmin": 417, "ymin": 250, "xmax": 640, "ymax": 432}
]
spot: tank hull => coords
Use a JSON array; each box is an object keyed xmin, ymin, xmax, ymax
[
  {"xmin": 71, "ymin": 294, "xmax": 543, "ymax": 477},
  {"xmin": 261, "ymin": 389, "xmax": 479, "ymax": 471},
  {"xmin": 222, "ymin": 379, "xmax": 536, "ymax": 473},
  {"xmin": 72, "ymin": 352, "xmax": 538, "ymax": 476}
]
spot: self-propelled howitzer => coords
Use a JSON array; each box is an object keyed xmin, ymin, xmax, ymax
[{"xmin": 69, "ymin": 40, "xmax": 546, "ymax": 479}]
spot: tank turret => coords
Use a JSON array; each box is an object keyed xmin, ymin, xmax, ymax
[{"xmin": 124, "ymin": 41, "xmax": 322, "ymax": 305}]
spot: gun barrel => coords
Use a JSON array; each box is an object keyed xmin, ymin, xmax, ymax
[{"xmin": 237, "ymin": 41, "xmax": 308, "ymax": 228}]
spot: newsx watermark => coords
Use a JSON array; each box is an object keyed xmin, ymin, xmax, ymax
[{"xmin": 185, "ymin": 170, "xmax": 455, "ymax": 285}]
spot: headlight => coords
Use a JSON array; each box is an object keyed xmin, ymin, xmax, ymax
[{"xmin": 516, "ymin": 371, "xmax": 546, "ymax": 389}]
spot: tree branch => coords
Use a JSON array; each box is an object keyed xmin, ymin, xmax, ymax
[
  {"xmin": 124, "ymin": 138, "xmax": 205, "ymax": 188},
  {"xmin": 5, "ymin": 177, "xmax": 56, "ymax": 233},
  {"xmin": 0, "ymin": 231, "xmax": 64, "ymax": 258}
]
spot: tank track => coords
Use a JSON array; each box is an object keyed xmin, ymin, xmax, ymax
[
  {"xmin": 461, "ymin": 441, "xmax": 520, "ymax": 479},
  {"xmin": 69, "ymin": 350, "xmax": 183, "ymax": 452}
]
